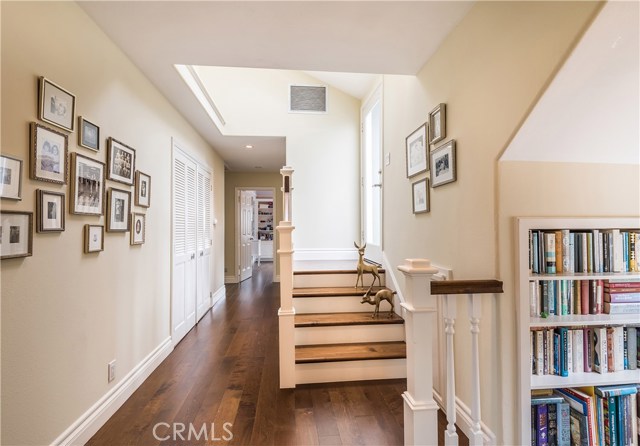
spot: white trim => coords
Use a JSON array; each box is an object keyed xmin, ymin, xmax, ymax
[
  {"xmin": 174, "ymin": 65, "xmax": 226, "ymax": 131},
  {"xmin": 294, "ymin": 248, "xmax": 358, "ymax": 261},
  {"xmin": 224, "ymin": 275, "xmax": 238, "ymax": 284},
  {"xmin": 382, "ymin": 251, "xmax": 404, "ymax": 303},
  {"xmin": 211, "ymin": 285, "xmax": 225, "ymax": 307},
  {"xmin": 274, "ymin": 275, "xmax": 280, "ymax": 283},
  {"xmin": 52, "ymin": 337, "xmax": 173, "ymax": 446},
  {"xmin": 433, "ymin": 389, "xmax": 497, "ymax": 446}
]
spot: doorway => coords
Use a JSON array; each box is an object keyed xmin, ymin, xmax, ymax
[
  {"xmin": 235, "ymin": 187, "xmax": 276, "ymax": 283},
  {"xmin": 361, "ymin": 84, "xmax": 383, "ymax": 264}
]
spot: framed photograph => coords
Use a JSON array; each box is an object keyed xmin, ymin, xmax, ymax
[
  {"xmin": 107, "ymin": 138, "xmax": 135, "ymax": 185},
  {"xmin": 431, "ymin": 140, "xmax": 457, "ymax": 188},
  {"xmin": 30, "ymin": 122, "xmax": 68, "ymax": 184},
  {"xmin": 1, "ymin": 211, "xmax": 33, "ymax": 260},
  {"xmin": 38, "ymin": 77, "xmax": 76, "ymax": 132},
  {"xmin": 84, "ymin": 224, "xmax": 104, "ymax": 253},
  {"xmin": 70, "ymin": 153, "xmax": 105, "ymax": 215},
  {"xmin": 429, "ymin": 103, "xmax": 446, "ymax": 145},
  {"xmin": 405, "ymin": 122, "xmax": 428, "ymax": 178},
  {"xmin": 0, "ymin": 155, "xmax": 23, "ymax": 200},
  {"xmin": 130, "ymin": 213, "xmax": 146, "ymax": 245},
  {"xmin": 135, "ymin": 171, "xmax": 151, "ymax": 208},
  {"xmin": 78, "ymin": 117, "xmax": 100, "ymax": 151},
  {"xmin": 412, "ymin": 178, "xmax": 430, "ymax": 214},
  {"xmin": 36, "ymin": 190, "xmax": 65, "ymax": 232},
  {"xmin": 107, "ymin": 187, "xmax": 131, "ymax": 232}
]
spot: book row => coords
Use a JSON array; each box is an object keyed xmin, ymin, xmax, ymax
[
  {"xmin": 531, "ymin": 384, "xmax": 638, "ymax": 446},
  {"xmin": 530, "ymin": 326, "xmax": 639, "ymax": 376},
  {"xmin": 529, "ymin": 280, "xmax": 640, "ymax": 317},
  {"xmin": 529, "ymin": 229, "xmax": 640, "ymax": 275}
]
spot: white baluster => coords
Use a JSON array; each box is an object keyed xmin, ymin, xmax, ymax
[
  {"xmin": 467, "ymin": 293, "xmax": 483, "ymax": 445},
  {"xmin": 443, "ymin": 297, "xmax": 458, "ymax": 446},
  {"xmin": 398, "ymin": 259, "xmax": 439, "ymax": 446}
]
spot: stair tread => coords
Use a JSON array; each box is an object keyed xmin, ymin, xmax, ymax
[
  {"xmin": 293, "ymin": 286, "xmax": 388, "ymax": 298},
  {"xmin": 295, "ymin": 341, "xmax": 406, "ymax": 364},
  {"xmin": 293, "ymin": 268, "xmax": 386, "ymax": 275},
  {"xmin": 295, "ymin": 312, "xmax": 403, "ymax": 327}
]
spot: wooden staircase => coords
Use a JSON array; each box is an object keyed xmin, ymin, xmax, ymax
[{"xmin": 292, "ymin": 267, "xmax": 407, "ymax": 384}]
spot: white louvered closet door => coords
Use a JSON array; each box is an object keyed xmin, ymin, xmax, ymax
[
  {"xmin": 172, "ymin": 149, "xmax": 198, "ymax": 346},
  {"xmin": 196, "ymin": 167, "xmax": 213, "ymax": 322}
]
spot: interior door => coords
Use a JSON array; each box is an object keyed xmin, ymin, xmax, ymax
[
  {"xmin": 238, "ymin": 190, "xmax": 253, "ymax": 282},
  {"xmin": 172, "ymin": 147, "xmax": 197, "ymax": 345},
  {"xmin": 196, "ymin": 166, "xmax": 213, "ymax": 321},
  {"xmin": 361, "ymin": 84, "xmax": 383, "ymax": 263}
]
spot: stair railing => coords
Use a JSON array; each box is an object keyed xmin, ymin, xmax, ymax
[
  {"xmin": 277, "ymin": 167, "xmax": 295, "ymax": 388},
  {"xmin": 398, "ymin": 259, "xmax": 503, "ymax": 446}
]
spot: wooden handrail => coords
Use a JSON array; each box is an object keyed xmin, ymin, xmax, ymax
[{"xmin": 431, "ymin": 279, "xmax": 503, "ymax": 295}]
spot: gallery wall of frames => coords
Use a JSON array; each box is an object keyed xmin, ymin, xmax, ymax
[
  {"xmin": 0, "ymin": 76, "xmax": 151, "ymax": 259},
  {"xmin": 405, "ymin": 102, "xmax": 457, "ymax": 215}
]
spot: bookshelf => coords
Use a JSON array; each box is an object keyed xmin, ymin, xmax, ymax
[
  {"xmin": 516, "ymin": 217, "xmax": 640, "ymax": 445},
  {"xmin": 255, "ymin": 199, "xmax": 274, "ymax": 261}
]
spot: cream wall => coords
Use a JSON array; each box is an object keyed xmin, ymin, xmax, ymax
[
  {"xmin": 224, "ymin": 172, "xmax": 283, "ymax": 279},
  {"xmin": 1, "ymin": 2, "xmax": 225, "ymax": 445},
  {"xmin": 195, "ymin": 67, "xmax": 361, "ymax": 253},
  {"xmin": 380, "ymin": 1, "xmax": 602, "ymax": 442}
]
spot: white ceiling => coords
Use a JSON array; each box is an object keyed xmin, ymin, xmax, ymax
[
  {"xmin": 79, "ymin": 1, "xmax": 474, "ymax": 171},
  {"xmin": 501, "ymin": 1, "xmax": 639, "ymax": 165}
]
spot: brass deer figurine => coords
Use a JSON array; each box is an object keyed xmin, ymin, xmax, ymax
[
  {"xmin": 354, "ymin": 242, "xmax": 381, "ymax": 289},
  {"xmin": 361, "ymin": 288, "xmax": 396, "ymax": 318}
]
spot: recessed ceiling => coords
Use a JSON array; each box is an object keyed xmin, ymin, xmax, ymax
[{"xmin": 79, "ymin": 1, "xmax": 474, "ymax": 171}]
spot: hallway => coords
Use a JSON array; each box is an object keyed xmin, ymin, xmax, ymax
[{"xmin": 88, "ymin": 264, "xmax": 410, "ymax": 445}]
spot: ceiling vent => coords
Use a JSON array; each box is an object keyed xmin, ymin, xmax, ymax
[{"xmin": 289, "ymin": 85, "xmax": 327, "ymax": 113}]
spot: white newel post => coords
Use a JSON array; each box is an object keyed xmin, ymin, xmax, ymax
[
  {"xmin": 398, "ymin": 259, "xmax": 439, "ymax": 446},
  {"xmin": 277, "ymin": 167, "xmax": 295, "ymax": 389}
]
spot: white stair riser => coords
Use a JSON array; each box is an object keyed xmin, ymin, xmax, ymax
[
  {"xmin": 294, "ymin": 273, "xmax": 385, "ymax": 288},
  {"xmin": 295, "ymin": 358, "xmax": 406, "ymax": 384},
  {"xmin": 294, "ymin": 296, "xmax": 396, "ymax": 314},
  {"xmin": 295, "ymin": 324, "xmax": 405, "ymax": 345}
]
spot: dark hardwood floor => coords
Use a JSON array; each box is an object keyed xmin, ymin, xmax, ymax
[{"xmin": 88, "ymin": 263, "xmax": 467, "ymax": 446}]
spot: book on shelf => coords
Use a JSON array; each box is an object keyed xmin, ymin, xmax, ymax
[
  {"xmin": 531, "ymin": 325, "xmax": 639, "ymax": 376},
  {"xmin": 528, "ymin": 229, "xmax": 640, "ymax": 275}
]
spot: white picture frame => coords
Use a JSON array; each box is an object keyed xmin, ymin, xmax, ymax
[
  {"xmin": 0, "ymin": 211, "xmax": 33, "ymax": 260},
  {"xmin": 130, "ymin": 213, "xmax": 146, "ymax": 245},
  {"xmin": 107, "ymin": 187, "xmax": 131, "ymax": 232},
  {"xmin": 107, "ymin": 137, "xmax": 136, "ymax": 186},
  {"xmin": 38, "ymin": 77, "xmax": 76, "ymax": 132},
  {"xmin": 412, "ymin": 178, "xmax": 429, "ymax": 214},
  {"xmin": 430, "ymin": 140, "xmax": 457, "ymax": 188},
  {"xmin": 405, "ymin": 123, "xmax": 428, "ymax": 178},
  {"xmin": 70, "ymin": 153, "xmax": 105, "ymax": 216},
  {"xmin": 0, "ymin": 155, "xmax": 23, "ymax": 200},
  {"xmin": 30, "ymin": 122, "xmax": 68, "ymax": 184},
  {"xmin": 84, "ymin": 224, "xmax": 104, "ymax": 253}
]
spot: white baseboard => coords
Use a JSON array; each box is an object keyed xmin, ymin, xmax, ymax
[
  {"xmin": 274, "ymin": 275, "xmax": 280, "ymax": 282},
  {"xmin": 433, "ymin": 390, "xmax": 496, "ymax": 445},
  {"xmin": 211, "ymin": 285, "xmax": 225, "ymax": 307},
  {"xmin": 224, "ymin": 275, "xmax": 238, "ymax": 284},
  {"xmin": 52, "ymin": 337, "xmax": 173, "ymax": 446},
  {"xmin": 294, "ymin": 248, "xmax": 358, "ymax": 261}
]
